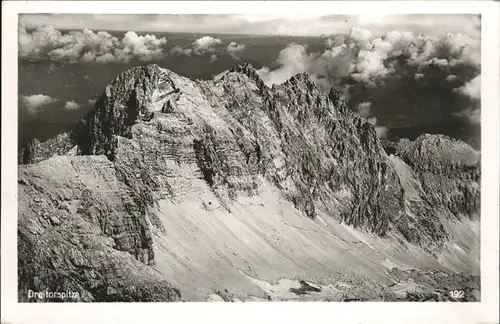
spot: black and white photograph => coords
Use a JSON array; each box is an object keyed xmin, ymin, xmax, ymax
[{"xmin": 2, "ymin": 1, "xmax": 499, "ymax": 324}]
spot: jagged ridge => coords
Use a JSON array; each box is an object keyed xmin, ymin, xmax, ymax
[
  {"xmin": 20, "ymin": 63, "xmax": 481, "ymax": 246},
  {"xmin": 18, "ymin": 63, "xmax": 481, "ymax": 301}
]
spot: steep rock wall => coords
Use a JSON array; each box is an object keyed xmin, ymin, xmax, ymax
[
  {"xmin": 18, "ymin": 156, "xmax": 180, "ymax": 302},
  {"xmin": 17, "ymin": 63, "xmax": 481, "ymax": 301}
]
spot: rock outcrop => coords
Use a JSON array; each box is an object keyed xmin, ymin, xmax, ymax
[
  {"xmin": 18, "ymin": 63, "xmax": 481, "ymax": 302},
  {"xmin": 383, "ymin": 135, "xmax": 480, "ymax": 220},
  {"xmin": 19, "ymin": 132, "xmax": 77, "ymax": 164},
  {"xmin": 18, "ymin": 156, "xmax": 180, "ymax": 302}
]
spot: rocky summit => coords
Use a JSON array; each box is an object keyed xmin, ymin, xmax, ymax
[{"xmin": 18, "ymin": 63, "xmax": 480, "ymax": 302}]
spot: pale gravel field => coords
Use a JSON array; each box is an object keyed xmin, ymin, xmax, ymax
[{"xmin": 150, "ymin": 176, "xmax": 479, "ymax": 301}]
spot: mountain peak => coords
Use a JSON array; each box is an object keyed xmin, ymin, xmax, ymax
[
  {"xmin": 18, "ymin": 63, "xmax": 481, "ymax": 302},
  {"xmin": 79, "ymin": 64, "xmax": 199, "ymax": 155},
  {"xmin": 20, "ymin": 63, "xmax": 480, "ymax": 245},
  {"xmin": 391, "ymin": 133, "xmax": 480, "ymax": 170},
  {"xmin": 229, "ymin": 62, "xmax": 266, "ymax": 90},
  {"xmin": 109, "ymin": 63, "xmax": 163, "ymax": 87},
  {"xmin": 284, "ymin": 72, "xmax": 316, "ymax": 88},
  {"xmin": 230, "ymin": 62, "xmax": 255, "ymax": 72}
]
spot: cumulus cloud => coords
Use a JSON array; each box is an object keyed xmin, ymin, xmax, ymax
[
  {"xmin": 405, "ymin": 34, "xmax": 480, "ymax": 71},
  {"xmin": 414, "ymin": 73, "xmax": 425, "ymax": 81},
  {"xmin": 259, "ymin": 27, "xmax": 480, "ymax": 90},
  {"xmin": 192, "ymin": 36, "xmax": 221, "ymax": 55},
  {"xmin": 454, "ymin": 74, "xmax": 480, "ymax": 99},
  {"xmin": 257, "ymin": 43, "xmax": 315, "ymax": 86},
  {"xmin": 321, "ymin": 34, "xmax": 346, "ymax": 50},
  {"xmin": 88, "ymin": 98, "xmax": 97, "ymax": 105},
  {"xmin": 452, "ymin": 74, "xmax": 480, "ymax": 125},
  {"xmin": 22, "ymin": 95, "xmax": 90, "ymax": 114},
  {"xmin": 169, "ymin": 36, "xmax": 221, "ymax": 60},
  {"xmin": 21, "ymin": 94, "xmax": 58, "ymax": 114},
  {"xmin": 356, "ymin": 101, "xmax": 372, "ymax": 118},
  {"xmin": 227, "ymin": 42, "xmax": 246, "ymax": 60},
  {"xmin": 64, "ymin": 100, "xmax": 80, "ymax": 110},
  {"xmin": 375, "ymin": 126, "xmax": 389, "ymax": 139},
  {"xmin": 170, "ymin": 45, "xmax": 192, "ymax": 56},
  {"xmin": 18, "ymin": 22, "xmax": 168, "ymax": 63},
  {"xmin": 257, "ymin": 26, "xmax": 480, "ymax": 139},
  {"xmin": 348, "ymin": 26, "xmax": 374, "ymax": 43},
  {"xmin": 255, "ymin": 44, "xmax": 400, "ymax": 137}
]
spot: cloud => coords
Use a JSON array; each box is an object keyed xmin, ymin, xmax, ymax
[
  {"xmin": 170, "ymin": 45, "xmax": 193, "ymax": 56},
  {"xmin": 257, "ymin": 43, "xmax": 315, "ymax": 86},
  {"xmin": 227, "ymin": 42, "xmax": 246, "ymax": 60},
  {"xmin": 18, "ymin": 21, "xmax": 168, "ymax": 63},
  {"xmin": 414, "ymin": 73, "xmax": 424, "ymax": 81},
  {"xmin": 351, "ymin": 48, "xmax": 393, "ymax": 84},
  {"xmin": 454, "ymin": 74, "xmax": 480, "ymax": 100},
  {"xmin": 256, "ymin": 45, "xmax": 397, "ymax": 138},
  {"xmin": 255, "ymin": 27, "xmax": 480, "ymax": 143},
  {"xmin": 356, "ymin": 101, "xmax": 372, "ymax": 118},
  {"xmin": 20, "ymin": 14, "xmax": 480, "ymax": 38},
  {"xmin": 407, "ymin": 33, "xmax": 480, "ymax": 70},
  {"xmin": 321, "ymin": 34, "xmax": 347, "ymax": 50},
  {"xmin": 452, "ymin": 74, "xmax": 480, "ymax": 125},
  {"xmin": 22, "ymin": 95, "xmax": 90, "ymax": 114},
  {"xmin": 21, "ymin": 94, "xmax": 58, "ymax": 114},
  {"xmin": 169, "ymin": 36, "xmax": 221, "ymax": 59},
  {"xmin": 95, "ymin": 53, "xmax": 116, "ymax": 63},
  {"xmin": 375, "ymin": 126, "xmax": 389, "ymax": 139},
  {"xmin": 452, "ymin": 107, "xmax": 480, "ymax": 124},
  {"xmin": 192, "ymin": 36, "xmax": 221, "ymax": 55},
  {"xmin": 348, "ymin": 26, "xmax": 374, "ymax": 43},
  {"xmin": 64, "ymin": 100, "xmax": 80, "ymax": 110},
  {"xmin": 258, "ymin": 26, "xmax": 480, "ymax": 93}
]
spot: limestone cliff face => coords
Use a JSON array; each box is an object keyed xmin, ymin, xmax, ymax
[
  {"xmin": 19, "ymin": 133, "xmax": 77, "ymax": 164},
  {"xmin": 18, "ymin": 63, "xmax": 481, "ymax": 301},
  {"xmin": 383, "ymin": 135, "xmax": 480, "ymax": 220},
  {"xmin": 75, "ymin": 64, "xmax": 448, "ymax": 244},
  {"xmin": 18, "ymin": 156, "xmax": 180, "ymax": 302}
]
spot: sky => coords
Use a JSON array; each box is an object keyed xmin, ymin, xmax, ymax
[
  {"xmin": 18, "ymin": 13, "xmax": 482, "ymax": 150},
  {"xmin": 20, "ymin": 13, "xmax": 480, "ymax": 38}
]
